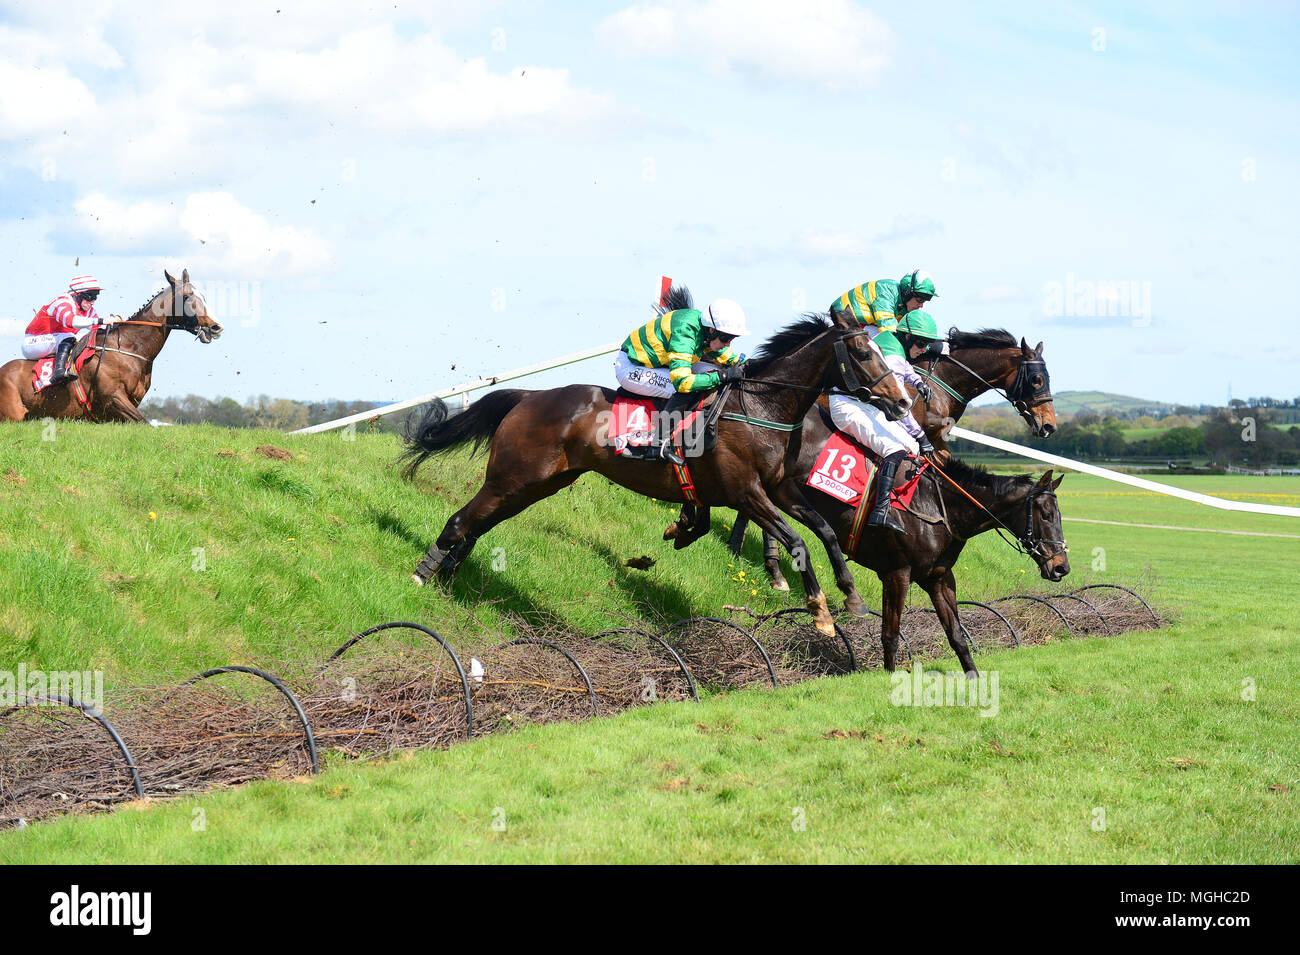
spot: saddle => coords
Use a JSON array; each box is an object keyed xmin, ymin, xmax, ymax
[
  {"xmin": 31, "ymin": 337, "xmax": 98, "ymax": 395},
  {"xmin": 806, "ymin": 404, "xmax": 927, "ymax": 510},
  {"xmin": 609, "ymin": 385, "xmax": 731, "ymax": 459}
]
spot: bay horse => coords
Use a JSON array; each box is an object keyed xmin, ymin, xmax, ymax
[
  {"xmin": 700, "ymin": 328, "xmax": 1057, "ymax": 597},
  {"xmin": 401, "ymin": 300, "xmax": 911, "ymax": 635},
  {"xmin": 846, "ymin": 458, "xmax": 1069, "ymax": 676},
  {"xmin": 0, "ymin": 269, "xmax": 223, "ymax": 422}
]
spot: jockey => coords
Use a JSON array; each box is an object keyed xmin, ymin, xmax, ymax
[
  {"xmin": 614, "ymin": 299, "xmax": 748, "ymax": 463},
  {"xmin": 22, "ymin": 275, "xmax": 106, "ymax": 384},
  {"xmin": 830, "ymin": 268, "xmax": 937, "ymax": 358},
  {"xmin": 828, "ymin": 309, "xmax": 944, "ymax": 534}
]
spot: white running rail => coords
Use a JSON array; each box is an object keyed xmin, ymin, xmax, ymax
[
  {"xmin": 948, "ymin": 426, "xmax": 1300, "ymax": 518},
  {"xmin": 292, "ymin": 341, "xmax": 621, "ymax": 435}
]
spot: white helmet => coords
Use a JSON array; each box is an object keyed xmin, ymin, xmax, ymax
[
  {"xmin": 69, "ymin": 274, "xmax": 103, "ymax": 294},
  {"xmin": 702, "ymin": 298, "xmax": 748, "ymax": 337}
]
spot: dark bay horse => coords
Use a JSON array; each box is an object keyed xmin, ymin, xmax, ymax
[
  {"xmin": 0, "ymin": 269, "xmax": 223, "ymax": 422},
  {"xmin": 401, "ymin": 304, "xmax": 910, "ymax": 635},
  {"xmin": 711, "ymin": 328, "xmax": 1057, "ymax": 595},
  {"xmin": 849, "ymin": 459, "xmax": 1069, "ymax": 675}
]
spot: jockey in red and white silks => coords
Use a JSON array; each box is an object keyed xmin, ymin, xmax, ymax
[{"xmin": 22, "ymin": 275, "xmax": 105, "ymax": 383}]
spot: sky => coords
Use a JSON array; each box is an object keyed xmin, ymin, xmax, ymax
[{"xmin": 1, "ymin": 0, "xmax": 1297, "ymax": 410}]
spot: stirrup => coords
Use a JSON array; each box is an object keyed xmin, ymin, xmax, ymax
[{"xmin": 657, "ymin": 440, "xmax": 685, "ymax": 466}]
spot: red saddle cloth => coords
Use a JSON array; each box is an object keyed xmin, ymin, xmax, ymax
[
  {"xmin": 608, "ymin": 393, "xmax": 703, "ymax": 455},
  {"xmin": 32, "ymin": 339, "xmax": 97, "ymax": 393},
  {"xmin": 806, "ymin": 429, "xmax": 926, "ymax": 509}
]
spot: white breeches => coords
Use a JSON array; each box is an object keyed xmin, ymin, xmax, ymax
[
  {"xmin": 614, "ymin": 352, "xmax": 720, "ymax": 400},
  {"xmin": 21, "ymin": 332, "xmax": 75, "ymax": 360},
  {"xmin": 828, "ymin": 393, "xmax": 919, "ymax": 458}
]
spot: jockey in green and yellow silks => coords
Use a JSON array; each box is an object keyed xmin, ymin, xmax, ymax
[
  {"xmin": 618, "ymin": 300, "xmax": 747, "ymax": 395},
  {"xmin": 614, "ymin": 299, "xmax": 749, "ymax": 462},
  {"xmin": 830, "ymin": 269, "xmax": 938, "ymax": 358}
]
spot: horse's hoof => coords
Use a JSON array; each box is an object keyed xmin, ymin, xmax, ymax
[
  {"xmin": 663, "ymin": 522, "xmax": 680, "ymax": 541},
  {"xmin": 964, "ymin": 669, "xmax": 979, "ymax": 680},
  {"xmin": 411, "ymin": 574, "xmax": 426, "ymax": 587},
  {"xmin": 770, "ymin": 578, "xmax": 790, "ymax": 592},
  {"xmin": 814, "ymin": 619, "xmax": 836, "ymax": 638},
  {"xmin": 844, "ymin": 596, "xmax": 869, "ymax": 617}
]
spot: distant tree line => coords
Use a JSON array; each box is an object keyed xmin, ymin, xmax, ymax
[
  {"xmin": 138, "ymin": 394, "xmax": 431, "ymax": 436},
  {"xmin": 967, "ymin": 409, "xmax": 1300, "ymax": 467}
]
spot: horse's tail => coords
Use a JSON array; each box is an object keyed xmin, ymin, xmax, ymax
[{"xmin": 401, "ymin": 389, "xmax": 530, "ymax": 479}]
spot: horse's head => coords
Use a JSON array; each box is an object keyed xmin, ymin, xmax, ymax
[
  {"xmin": 828, "ymin": 311, "xmax": 910, "ymax": 420},
  {"xmin": 156, "ymin": 269, "xmax": 224, "ymax": 343},
  {"xmin": 1013, "ymin": 338, "xmax": 1056, "ymax": 437},
  {"xmin": 1022, "ymin": 469, "xmax": 1069, "ymax": 581}
]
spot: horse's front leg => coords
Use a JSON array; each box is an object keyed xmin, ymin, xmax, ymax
[
  {"xmin": 924, "ymin": 568, "xmax": 977, "ymax": 677},
  {"xmin": 741, "ymin": 488, "xmax": 834, "ymax": 636},
  {"xmin": 762, "ymin": 530, "xmax": 789, "ymax": 592},
  {"xmin": 663, "ymin": 504, "xmax": 712, "ymax": 550},
  {"xmin": 104, "ymin": 391, "xmax": 148, "ymax": 423},
  {"xmin": 769, "ymin": 479, "xmax": 866, "ymax": 616},
  {"xmin": 879, "ymin": 569, "xmax": 910, "ymax": 672},
  {"xmin": 726, "ymin": 513, "xmax": 749, "ymax": 555}
]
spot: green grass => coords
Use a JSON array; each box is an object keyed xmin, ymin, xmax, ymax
[{"xmin": 1, "ymin": 421, "xmax": 1297, "ymax": 863}]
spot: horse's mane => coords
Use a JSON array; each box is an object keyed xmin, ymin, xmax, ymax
[
  {"xmin": 655, "ymin": 284, "xmax": 695, "ymax": 315},
  {"xmin": 128, "ymin": 286, "xmax": 169, "ymax": 321},
  {"xmin": 745, "ymin": 313, "xmax": 833, "ymax": 373},
  {"xmin": 947, "ymin": 327, "xmax": 1017, "ymax": 350},
  {"xmin": 941, "ymin": 456, "xmax": 1033, "ymax": 496}
]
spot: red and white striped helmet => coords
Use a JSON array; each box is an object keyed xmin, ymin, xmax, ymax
[{"xmin": 68, "ymin": 275, "xmax": 102, "ymax": 294}]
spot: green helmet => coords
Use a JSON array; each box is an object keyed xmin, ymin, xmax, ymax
[
  {"xmin": 897, "ymin": 309, "xmax": 940, "ymax": 342},
  {"xmin": 898, "ymin": 268, "xmax": 937, "ymax": 301}
]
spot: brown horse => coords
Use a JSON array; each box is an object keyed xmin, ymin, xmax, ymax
[
  {"xmin": 846, "ymin": 458, "xmax": 1069, "ymax": 675},
  {"xmin": 0, "ymin": 269, "xmax": 223, "ymax": 422},
  {"xmin": 707, "ymin": 328, "xmax": 1058, "ymax": 596},
  {"xmin": 401, "ymin": 304, "xmax": 910, "ymax": 635}
]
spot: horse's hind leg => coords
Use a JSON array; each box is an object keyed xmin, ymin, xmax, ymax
[
  {"xmin": 924, "ymin": 569, "xmax": 977, "ymax": 677},
  {"xmin": 879, "ymin": 569, "xmax": 909, "ymax": 672},
  {"xmin": 414, "ymin": 471, "xmax": 582, "ymax": 584}
]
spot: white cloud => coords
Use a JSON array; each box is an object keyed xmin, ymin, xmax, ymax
[
  {"xmin": 599, "ymin": 0, "xmax": 894, "ymax": 89},
  {"xmin": 56, "ymin": 190, "xmax": 331, "ymax": 279},
  {"xmin": 796, "ymin": 228, "xmax": 870, "ymax": 260},
  {"xmin": 176, "ymin": 192, "xmax": 332, "ymax": 278},
  {"xmin": 0, "ymin": 10, "xmax": 612, "ymax": 187},
  {"xmin": 66, "ymin": 192, "xmax": 178, "ymax": 253}
]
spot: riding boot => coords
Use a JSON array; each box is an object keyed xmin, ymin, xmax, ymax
[
  {"xmin": 866, "ymin": 451, "xmax": 908, "ymax": 534},
  {"xmin": 654, "ymin": 394, "xmax": 688, "ymax": 465},
  {"xmin": 51, "ymin": 337, "xmax": 77, "ymax": 384}
]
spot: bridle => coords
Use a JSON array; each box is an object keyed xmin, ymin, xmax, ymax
[
  {"xmin": 85, "ymin": 293, "xmax": 216, "ymax": 364},
  {"xmin": 919, "ymin": 348, "xmax": 1053, "ymax": 429},
  {"xmin": 1019, "ymin": 482, "xmax": 1069, "ymax": 563},
  {"xmin": 830, "ymin": 327, "xmax": 897, "ymax": 398},
  {"xmin": 927, "ymin": 460, "xmax": 1068, "ymax": 562}
]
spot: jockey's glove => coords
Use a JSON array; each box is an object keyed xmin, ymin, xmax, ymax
[
  {"xmin": 717, "ymin": 364, "xmax": 746, "ymax": 383},
  {"xmin": 918, "ymin": 435, "xmax": 935, "ymax": 456},
  {"xmin": 914, "ymin": 380, "xmax": 933, "ymax": 402}
]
